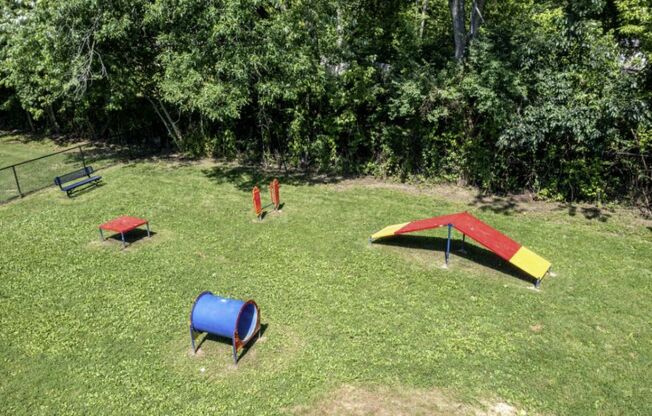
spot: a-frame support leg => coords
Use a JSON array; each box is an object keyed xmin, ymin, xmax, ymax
[{"xmin": 445, "ymin": 224, "xmax": 452, "ymax": 266}]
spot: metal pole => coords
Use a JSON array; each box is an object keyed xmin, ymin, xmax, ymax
[
  {"xmin": 11, "ymin": 166, "xmax": 23, "ymax": 197},
  {"xmin": 190, "ymin": 326, "xmax": 196, "ymax": 353},
  {"xmin": 446, "ymin": 224, "xmax": 452, "ymax": 265}
]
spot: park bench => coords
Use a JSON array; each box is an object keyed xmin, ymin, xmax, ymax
[{"xmin": 54, "ymin": 166, "xmax": 102, "ymax": 197}]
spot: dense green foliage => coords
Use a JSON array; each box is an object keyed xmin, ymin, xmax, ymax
[
  {"xmin": 1, "ymin": 1, "xmax": 651, "ymax": 207},
  {"xmin": 1, "ymin": 159, "xmax": 651, "ymax": 414}
]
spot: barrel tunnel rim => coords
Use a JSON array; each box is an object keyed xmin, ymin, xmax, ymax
[
  {"xmin": 189, "ymin": 290, "xmax": 214, "ymax": 331},
  {"xmin": 235, "ymin": 300, "xmax": 260, "ymax": 344}
]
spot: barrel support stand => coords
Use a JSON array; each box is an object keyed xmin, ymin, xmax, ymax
[{"xmin": 190, "ymin": 325, "xmax": 197, "ymax": 353}]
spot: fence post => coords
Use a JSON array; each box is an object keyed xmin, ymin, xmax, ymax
[
  {"xmin": 79, "ymin": 145, "xmax": 87, "ymax": 168},
  {"xmin": 12, "ymin": 166, "xmax": 23, "ymax": 197}
]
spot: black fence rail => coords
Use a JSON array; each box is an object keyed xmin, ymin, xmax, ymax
[
  {"xmin": 0, "ymin": 125, "xmax": 171, "ymax": 204},
  {"xmin": 0, "ymin": 145, "xmax": 89, "ymax": 203}
]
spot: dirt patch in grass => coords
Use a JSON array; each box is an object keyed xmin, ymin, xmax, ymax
[
  {"xmin": 292, "ymin": 384, "xmax": 525, "ymax": 416},
  {"xmin": 530, "ymin": 324, "xmax": 544, "ymax": 333},
  {"xmin": 330, "ymin": 177, "xmax": 652, "ymax": 227}
]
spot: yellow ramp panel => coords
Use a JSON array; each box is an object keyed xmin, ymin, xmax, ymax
[
  {"xmin": 370, "ymin": 222, "xmax": 409, "ymax": 241},
  {"xmin": 509, "ymin": 246, "xmax": 551, "ymax": 279}
]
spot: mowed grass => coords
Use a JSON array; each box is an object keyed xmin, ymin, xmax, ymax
[
  {"xmin": 0, "ymin": 160, "xmax": 650, "ymax": 415},
  {"xmin": 0, "ymin": 133, "xmax": 67, "ymax": 168}
]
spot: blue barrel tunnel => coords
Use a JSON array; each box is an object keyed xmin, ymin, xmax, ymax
[{"xmin": 189, "ymin": 291, "xmax": 260, "ymax": 364}]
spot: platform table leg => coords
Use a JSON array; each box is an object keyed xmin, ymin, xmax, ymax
[
  {"xmin": 146, "ymin": 222, "xmax": 151, "ymax": 237},
  {"xmin": 121, "ymin": 232, "xmax": 126, "ymax": 248},
  {"xmin": 99, "ymin": 228, "xmax": 104, "ymax": 241}
]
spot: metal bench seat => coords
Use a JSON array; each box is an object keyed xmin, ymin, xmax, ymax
[{"xmin": 54, "ymin": 166, "xmax": 102, "ymax": 197}]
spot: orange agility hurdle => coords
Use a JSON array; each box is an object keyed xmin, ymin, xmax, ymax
[{"xmin": 252, "ymin": 179, "xmax": 282, "ymax": 220}]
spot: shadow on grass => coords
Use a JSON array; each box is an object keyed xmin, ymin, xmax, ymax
[
  {"xmin": 468, "ymin": 193, "xmax": 526, "ymax": 216},
  {"xmin": 374, "ymin": 234, "xmax": 537, "ymax": 285},
  {"xmin": 194, "ymin": 323, "xmax": 268, "ymax": 362},
  {"xmin": 0, "ymin": 130, "xmax": 67, "ymax": 144},
  {"xmin": 65, "ymin": 181, "xmax": 106, "ymax": 198},
  {"xmin": 556, "ymin": 203, "xmax": 613, "ymax": 222},
  {"xmin": 201, "ymin": 165, "xmax": 344, "ymax": 192},
  {"xmin": 104, "ymin": 229, "xmax": 156, "ymax": 246}
]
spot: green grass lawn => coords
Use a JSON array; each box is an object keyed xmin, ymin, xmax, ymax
[
  {"xmin": 0, "ymin": 133, "xmax": 69, "ymax": 168},
  {"xmin": 0, "ymin": 160, "xmax": 650, "ymax": 415}
]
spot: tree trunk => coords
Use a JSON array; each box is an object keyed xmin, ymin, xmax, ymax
[
  {"xmin": 449, "ymin": 0, "xmax": 466, "ymax": 61},
  {"xmin": 147, "ymin": 97, "xmax": 182, "ymax": 149},
  {"xmin": 419, "ymin": 0, "xmax": 430, "ymax": 40},
  {"xmin": 25, "ymin": 110, "xmax": 35, "ymax": 132},
  {"xmin": 47, "ymin": 104, "xmax": 61, "ymax": 133},
  {"xmin": 469, "ymin": 0, "xmax": 485, "ymax": 39}
]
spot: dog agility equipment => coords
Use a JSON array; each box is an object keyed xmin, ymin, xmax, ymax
[
  {"xmin": 99, "ymin": 216, "xmax": 150, "ymax": 248},
  {"xmin": 189, "ymin": 292, "xmax": 260, "ymax": 364},
  {"xmin": 370, "ymin": 212, "xmax": 551, "ymax": 287},
  {"xmin": 252, "ymin": 179, "xmax": 281, "ymax": 220}
]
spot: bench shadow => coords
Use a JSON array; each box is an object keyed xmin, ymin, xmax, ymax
[
  {"xmin": 194, "ymin": 323, "xmax": 268, "ymax": 362},
  {"xmin": 67, "ymin": 181, "xmax": 105, "ymax": 197},
  {"xmin": 373, "ymin": 235, "xmax": 536, "ymax": 285},
  {"xmin": 105, "ymin": 229, "xmax": 156, "ymax": 246}
]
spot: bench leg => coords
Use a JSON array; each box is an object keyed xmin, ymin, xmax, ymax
[
  {"xmin": 121, "ymin": 232, "xmax": 126, "ymax": 248},
  {"xmin": 146, "ymin": 222, "xmax": 151, "ymax": 237}
]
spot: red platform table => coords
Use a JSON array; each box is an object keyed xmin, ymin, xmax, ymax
[{"xmin": 99, "ymin": 216, "xmax": 151, "ymax": 248}]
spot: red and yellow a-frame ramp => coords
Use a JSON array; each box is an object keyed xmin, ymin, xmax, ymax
[{"xmin": 370, "ymin": 212, "xmax": 551, "ymax": 286}]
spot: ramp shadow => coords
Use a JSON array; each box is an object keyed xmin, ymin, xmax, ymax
[{"xmin": 374, "ymin": 235, "xmax": 536, "ymax": 285}]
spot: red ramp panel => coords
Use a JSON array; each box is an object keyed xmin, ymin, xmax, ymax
[
  {"xmin": 370, "ymin": 212, "xmax": 551, "ymax": 283},
  {"xmin": 395, "ymin": 213, "xmax": 462, "ymax": 235},
  {"xmin": 452, "ymin": 212, "xmax": 520, "ymax": 261}
]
